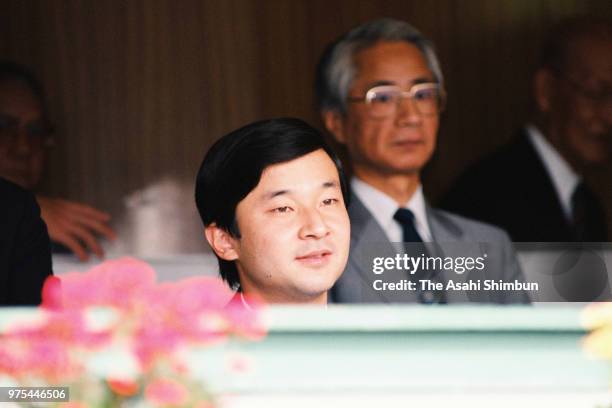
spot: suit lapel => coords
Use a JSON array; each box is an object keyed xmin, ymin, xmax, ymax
[
  {"xmin": 427, "ymin": 205, "xmax": 490, "ymax": 302},
  {"xmin": 347, "ymin": 193, "xmax": 419, "ymax": 302},
  {"xmin": 427, "ymin": 203, "xmax": 463, "ymax": 242},
  {"xmin": 514, "ymin": 131, "xmax": 574, "ymax": 240}
]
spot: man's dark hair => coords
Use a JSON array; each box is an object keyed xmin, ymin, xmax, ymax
[
  {"xmin": 0, "ymin": 60, "xmax": 52, "ymax": 130},
  {"xmin": 314, "ymin": 18, "xmax": 443, "ymax": 114},
  {"xmin": 195, "ymin": 117, "xmax": 349, "ymax": 290},
  {"xmin": 539, "ymin": 16, "xmax": 612, "ymax": 73},
  {"xmin": 0, "ymin": 60, "xmax": 45, "ymax": 100}
]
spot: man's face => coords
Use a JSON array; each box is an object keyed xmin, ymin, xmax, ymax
[
  {"xmin": 0, "ymin": 80, "xmax": 46, "ymax": 189},
  {"xmin": 328, "ymin": 41, "xmax": 440, "ymax": 177},
  {"xmin": 543, "ymin": 35, "xmax": 612, "ymax": 167},
  {"xmin": 230, "ymin": 149, "xmax": 350, "ymax": 303}
]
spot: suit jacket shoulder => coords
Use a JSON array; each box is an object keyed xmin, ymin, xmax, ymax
[
  {"xmin": 332, "ymin": 189, "xmax": 530, "ymax": 304},
  {"xmin": 428, "ymin": 207, "xmax": 512, "ymax": 243},
  {"xmin": 440, "ymin": 130, "xmax": 572, "ymax": 241}
]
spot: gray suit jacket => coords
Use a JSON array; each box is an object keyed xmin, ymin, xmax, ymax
[{"xmin": 331, "ymin": 191, "xmax": 530, "ymax": 304}]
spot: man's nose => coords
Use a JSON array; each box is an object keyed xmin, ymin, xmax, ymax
[
  {"xmin": 298, "ymin": 208, "xmax": 330, "ymax": 239},
  {"xmin": 395, "ymin": 95, "xmax": 422, "ymax": 126},
  {"xmin": 588, "ymin": 102, "xmax": 612, "ymax": 134},
  {"xmin": 12, "ymin": 128, "xmax": 34, "ymax": 155},
  {"xmin": 601, "ymin": 101, "xmax": 612, "ymax": 127}
]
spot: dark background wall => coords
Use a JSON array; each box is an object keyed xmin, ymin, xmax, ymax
[{"xmin": 1, "ymin": 0, "xmax": 611, "ymax": 238}]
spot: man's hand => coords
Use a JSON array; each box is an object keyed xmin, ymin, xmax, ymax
[{"xmin": 36, "ymin": 195, "xmax": 117, "ymax": 261}]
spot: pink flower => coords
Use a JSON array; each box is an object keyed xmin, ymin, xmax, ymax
[
  {"xmin": 145, "ymin": 378, "xmax": 188, "ymax": 406},
  {"xmin": 59, "ymin": 402, "xmax": 87, "ymax": 408},
  {"xmin": 0, "ymin": 337, "xmax": 77, "ymax": 382},
  {"xmin": 42, "ymin": 257, "xmax": 156, "ymax": 311},
  {"xmin": 10, "ymin": 311, "xmax": 111, "ymax": 348},
  {"xmin": 41, "ymin": 276, "xmax": 62, "ymax": 310},
  {"xmin": 131, "ymin": 277, "xmax": 238, "ymax": 367},
  {"xmin": 107, "ymin": 378, "xmax": 140, "ymax": 397},
  {"xmin": 0, "ymin": 310, "xmax": 109, "ymax": 382},
  {"xmin": 223, "ymin": 295, "xmax": 267, "ymax": 341},
  {"xmin": 2, "ymin": 258, "xmax": 268, "ymax": 388}
]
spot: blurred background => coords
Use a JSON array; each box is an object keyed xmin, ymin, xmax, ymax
[{"xmin": 1, "ymin": 0, "xmax": 611, "ymax": 257}]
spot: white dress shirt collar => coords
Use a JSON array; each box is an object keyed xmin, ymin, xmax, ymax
[
  {"xmin": 526, "ymin": 124, "xmax": 580, "ymax": 221},
  {"xmin": 239, "ymin": 292, "xmax": 253, "ymax": 310},
  {"xmin": 351, "ymin": 177, "xmax": 433, "ymax": 242},
  {"xmin": 240, "ymin": 291, "xmax": 329, "ymax": 308}
]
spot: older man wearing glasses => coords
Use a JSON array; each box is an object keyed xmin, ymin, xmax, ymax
[
  {"xmin": 315, "ymin": 18, "xmax": 529, "ymax": 304},
  {"xmin": 442, "ymin": 17, "xmax": 611, "ymax": 242},
  {"xmin": 0, "ymin": 61, "xmax": 116, "ymax": 261}
]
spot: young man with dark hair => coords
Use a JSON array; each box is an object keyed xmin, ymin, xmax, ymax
[{"xmin": 195, "ymin": 117, "xmax": 351, "ymax": 305}]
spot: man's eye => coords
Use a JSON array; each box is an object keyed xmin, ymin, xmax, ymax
[
  {"xmin": 26, "ymin": 123, "xmax": 47, "ymax": 137},
  {"xmin": 584, "ymin": 89, "xmax": 610, "ymax": 102},
  {"xmin": 272, "ymin": 206, "xmax": 292, "ymax": 213},
  {"xmin": 371, "ymin": 92, "xmax": 396, "ymax": 104},
  {"xmin": 322, "ymin": 198, "xmax": 339, "ymax": 206},
  {"xmin": 414, "ymin": 89, "xmax": 437, "ymax": 100},
  {"xmin": 0, "ymin": 116, "xmax": 16, "ymax": 131}
]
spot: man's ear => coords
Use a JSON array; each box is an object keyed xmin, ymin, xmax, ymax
[
  {"xmin": 204, "ymin": 224, "xmax": 239, "ymax": 261},
  {"xmin": 322, "ymin": 110, "xmax": 347, "ymax": 144},
  {"xmin": 533, "ymin": 68, "xmax": 555, "ymax": 114}
]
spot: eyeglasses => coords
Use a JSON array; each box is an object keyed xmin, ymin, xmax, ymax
[
  {"xmin": 0, "ymin": 113, "xmax": 54, "ymax": 149},
  {"xmin": 347, "ymin": 83, "xmax": 445, "ymax": 118},
  {"xmin": 554, "ymin": 71, "xmax": 612, "ymax": 108}
]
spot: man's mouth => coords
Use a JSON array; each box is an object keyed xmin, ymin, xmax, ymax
[
  {"xmin": 390, "ymin": 137, "xmax": 424, "ymax": 146},
  {"xmin": 390, "ymin": 132, "xmax": 425, "ymax": 147},
  {"xmin": 295, "ymin": 250, "xmax": 333, "ymax": 267},
  {"xmin": 0, "ymin": 167, "xmax": 29, "ymax": 187}
]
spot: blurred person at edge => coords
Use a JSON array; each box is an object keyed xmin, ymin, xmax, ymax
[
  {"xmin": 442, "ymin": 17, "xmax": 612, "ymax": 242},
  {"xmin": 0, "ymin": 61, "xmax": 116, "ymax": 261},
  {"xmin": 0, "ymin": 177, "xmax": 53, "ymax": 306},
  {"xmin": 315, "ymin": 18, "xmax": 529, "ymax": 304}
]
